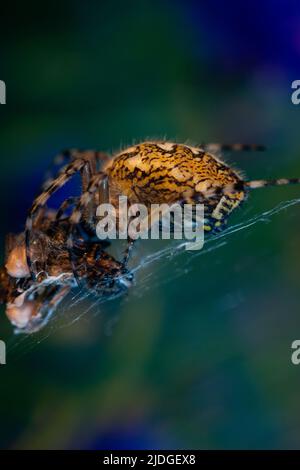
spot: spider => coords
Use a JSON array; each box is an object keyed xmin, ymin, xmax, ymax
[
  {"xmin": 1, "ymin": 207, "xmax": 132, "ymax": 333},
  {"xmin": 2, "ymin": 140, "xmax": 299, "ymax": 332},
  {"xmin": 24, "ymin": 141, "xmax": 300, "ymax": 278}
]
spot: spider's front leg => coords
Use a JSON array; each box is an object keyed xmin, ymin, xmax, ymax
[
  {"xmin": 25, "ymin": 148, "xmax": 111, "ymax": 280},
  {"xmin": 42, "ymin": 149, "xmax": 110, "ymax": 192},
  {"xmin": 55, "ymin": 196, "xmax": 80, "ymax": 221},
  {"xmin": 25, "ymin": 158, "xmax": 97, "ymax": 280},
  {"xmin": 67, "ymin": 174, "xmax": 133, "ymax": 296}
]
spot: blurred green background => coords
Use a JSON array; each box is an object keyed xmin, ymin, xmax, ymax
[{"xmin": 1, "ymin": 0, "xmax": 300, "ymax": 449}]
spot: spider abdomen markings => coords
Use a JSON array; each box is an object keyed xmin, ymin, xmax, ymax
[{"xmin": 105, "ymin": 141, "xmax": 244, "ymax": 208}]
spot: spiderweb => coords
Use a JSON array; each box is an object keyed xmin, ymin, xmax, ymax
[{"xmin": 5, "ymin": 197, "xmax": 300, "ymax": 359}]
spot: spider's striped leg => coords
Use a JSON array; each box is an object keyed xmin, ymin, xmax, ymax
[
  {"xmin": 67, "ymin": 174, "xmax": 133, "ymax": 292},
  {"xmin": 25, "ymin": 158, "xmax": 89, "ymax": 280},
  {"xmin": 42, "ymin": 149, "xmax": 110, "ymax": 191},
  {"xmin": 63, "ymin": 151, "xmax": 110, "ymax": 225},
  {"xmin": 246, "ymin": 177, "xmax": 300, "ymax": 189},
  {"xmin": 67, "ymin": 172, "xmax": 108, "ymax": 282},
  {"xmin": 42, "ymin": 149, "xmax": 84, "ymax": 190},
  {"xmin": 55, "ymin": 196, "xmax": 80, "ymax": 221},
  {"xmin": 34, "ymin": 151, "xmax": 99, "ymax": 237},
  {"xmin": 201, "ymin": 143, "xmax": 266, "ymax": 153}
]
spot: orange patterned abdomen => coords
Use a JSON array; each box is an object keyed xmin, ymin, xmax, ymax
[{"xmin": 105, "ymin": 142, "xmax": 243, "ymax": 205}]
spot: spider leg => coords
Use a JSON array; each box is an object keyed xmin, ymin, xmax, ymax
[
  {"xmin": 67, "ymin": 172, "xmax": 108, "ymax": 280},
  {"xmin": 42, "ymin": 149, "xmax": 110, "ymax": 191},
  {"xmin": 67, "ymin": 174, "xmax": 133, "ymax": 293},
  {"xmin": 55, "ymin": 196, "xmax": 80, "ymax": 221},
  {"xmin": 246, "ymin": 177, "xmax": 300, "ymax": 189},
  {"xmin": 42, "ymin": 148, "xmax": 109, "ymax": 189},
  {"xmin": 201, "ymin": 143, "xmax": 266, "ymax": 153},
  {"xmin": 25, "ymin": 158, "xmax": 90, "ymax": 280},
  {"xmin": 35, "ymin": 151, "xmax": 99, "ymax": 230},
  {"xmin": 38, "ymin": 149, "xmax": 110, "ymax": 233},
  {"xmin": 121, "ymin": 209, "xmax": 154, "ymax": 265}
]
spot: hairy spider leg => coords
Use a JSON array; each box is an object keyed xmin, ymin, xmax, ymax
[
  {"xmin": 45, "ymin": 149, "xmax": 111, "ymax": 229},
  {"xmin": 201, "ymin": 143, "xmax": 266, "ymax": 153},
  {"xmin": 31, "ymin": 151, "xmax": 99, "ymax": 244},
  {"xmin": 42, "ymin": 149, "xmax": 110, "ymax": 192},
  {"xmin": 67, "ymin": 173, "xmax": 133, "ymax": 289},
  {"xmin": 245, "ymin": 177, "xmax": 300, "ymax": 189},
  {"xmin": 26, "ymin": 148, "xmax": 113, "ymax": 280},
  {"xmin": 55, "ymin": 196, "xmax": 80, "ymax": 221},
  {"xmin": 25, "ymin": 158, "xmax": 89, "ymax": 280},
  {"xmin": 65, "ymin": 174, "xmax": 133, "ymax": 294},
  {"xmin": 67, "ymin": 172, "xmax": 108, "ymax": 282}
]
